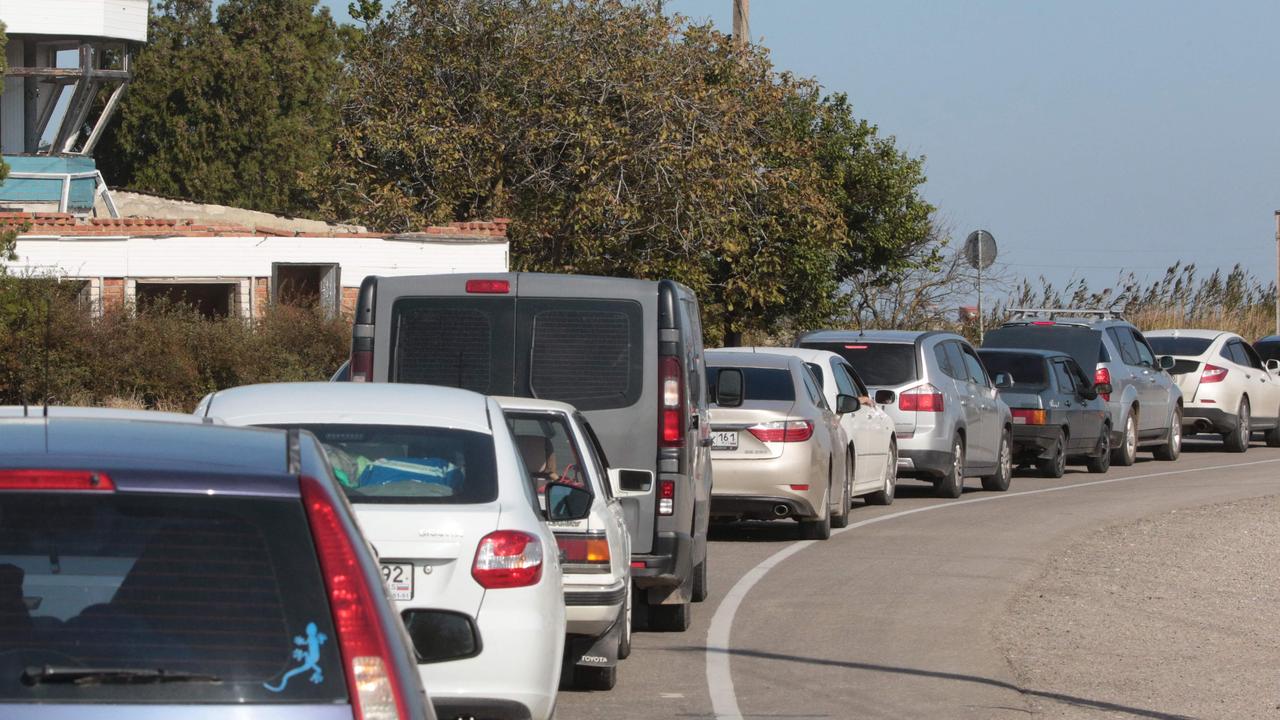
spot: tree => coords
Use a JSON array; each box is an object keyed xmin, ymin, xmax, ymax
[{"xmin": 96, "ymin": 0, "xmax": 345, "ymax": 217}]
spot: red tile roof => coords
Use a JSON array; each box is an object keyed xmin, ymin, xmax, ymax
[{"xmin": 0, "ymin": 213, "xmax": 509, "ymax": 240}]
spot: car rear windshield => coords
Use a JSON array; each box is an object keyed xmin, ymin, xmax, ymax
[
  {"xmin": 0, "ymin": 490, "xmax": 343, "ymax": 704},
  {"xmin": 268, "ymin": 424, "xmax": 499, "ymax": 504},
  {"xmin": 799, "ymin": 342, "xmax": 918, "ymax": 386},
  {"xmin": 977, "ymin": 352, "xmax": 1048, "ymax": 389},
  {"xmin": 1256, "ymin": 341, "xmax": 1280, "ymax": 363},
  {"xmin": 1146, "ymin": 336, "xmax": 1213, "ymax": 357},
  {"xmin": 706, "ymin": 367, "xmax": 795, "ymax": 403}
]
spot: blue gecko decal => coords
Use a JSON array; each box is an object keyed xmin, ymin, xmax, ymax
[{"xmin": 263, "ymin": 622, "xmax": 328, "ymax": 692}]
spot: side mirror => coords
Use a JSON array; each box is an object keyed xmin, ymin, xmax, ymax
[
  {"xmin": 1157, "ymin": 355, "xmax": 1175, "ymax": 371},
  {"xmin": 873, "ymin": 389, "xmax": 896, "ymax": 405},
  {"xmin": 715, "ymin": 368, "xmax": 744, "ymax": 407},
  {"xmin": 544, "ymin": 482, "xmax": 593, "ymax": 522},
  {"xmin": 1094, "ymin": 382, "xmax": 1113, "ymax": 397},
  {"xmin": 993, "ymin": 372, "xmax": 1013, "ymax": 389},
  {"xmin": 835, "ymin": 393, "xmax": 860, "ymax": 414},
  {"xmin": 607, "ymin": 467, "xmax": 652, "ymax": 494},
  {"xmin": 1266, "ymin": 359, "xmax": 1280, "ymax": 372}
]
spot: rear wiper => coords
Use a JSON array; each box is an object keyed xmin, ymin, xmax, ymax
[{"xmin": 21, "ymin": 665, "xmax": 221, "ymax": 686}]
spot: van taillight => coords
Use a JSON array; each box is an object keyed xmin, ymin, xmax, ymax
[
  {"xmin": 472, "ymin": 530, "xmax": 543, "ymax": 589},
  {"xmin": 300, "ymin": 476, "xmax": 407, "ymax": 720},
  {"xmin": 659, "ymin": 356, "xmax": 684, "ymax": 447},
  {"xmin": 899, "ymin": 384, "xmax": 944, "ymax": 412},
  {"xmin": 658, "ymin": 479, "xmax": 675, "ymax": 516},
  {"xmin": 0, "ymin": 470, "xmax": 114, "ymax": 491},
  {"xmin": 465, "ymin": 279, "xmax": 510, "ymax": 294},
  {"xmin": 1094, "ymin": 367, "xmax": 1112, "ymax": 400}
]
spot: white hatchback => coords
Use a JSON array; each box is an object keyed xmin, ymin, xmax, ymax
[
  {"xmin": 495, "ymin": 397, "xmax": 635, "ymax": 691},
  {"xmin": 197, "ymin": 382, "xmax": 590, "ymax": 720}
]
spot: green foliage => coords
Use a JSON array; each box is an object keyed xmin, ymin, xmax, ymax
[
  {"xmin": 96, "ymin": 0, "xmax": 345, "ymax": 217},
  {"xmin": 318, "ymin": 0, "xmax": 933, "ymax": 342}
]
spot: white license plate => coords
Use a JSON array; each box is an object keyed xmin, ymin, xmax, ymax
[
  {"xmin": 712, "ymin": 431, "xmax": 739, "ymax": 450},
  {"xmin": 380, "ymin": 562, "xmax": 414, "ymax": 601}
]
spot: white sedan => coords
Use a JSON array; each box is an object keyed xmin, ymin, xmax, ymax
[
  {"xmin": 496, "ymin": 397, "xmax": 634, "ymax": 691},
  {"xmin": 722, "ymin": 346, "xmax": 899, "ymax": 507},
  {"xmin": 197, "ymin": 382, "xmax": 589, "ymax": 720}
]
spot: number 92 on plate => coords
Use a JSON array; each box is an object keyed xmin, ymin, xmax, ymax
[{"xmin": 380, "ymin": 562, "xmax": 414, "ymax": 600}]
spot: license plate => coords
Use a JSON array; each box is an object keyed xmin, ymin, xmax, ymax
[
  {"xmin": 712, "ymin": 431, "xmax": 739, "ymax": 450},
  {"xmin": 380, "ymin": 563, "xmax": 414, "ymax": 601}
]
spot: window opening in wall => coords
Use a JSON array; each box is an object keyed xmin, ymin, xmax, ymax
[
  {"xmin": 135, "ymin": 282, "xmax": 235, "ymax": 318},
  {"xmin": 272, "ymin": 263, "xmax": 339, "ymax": 316}
]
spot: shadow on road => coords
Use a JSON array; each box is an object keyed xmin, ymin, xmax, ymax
[{"xmin": 690, "ymin": 646, "xmax": 1195, "ymax": 720}]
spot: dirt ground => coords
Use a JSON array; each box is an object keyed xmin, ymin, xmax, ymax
[{"xmin": 998, "ymin": 494, "xmax": 1280, "ymax": 719}]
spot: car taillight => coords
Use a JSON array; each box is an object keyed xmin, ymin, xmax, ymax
[
  {"xmin": 1011, "ymin": 409, "xmax": 1046, "ymax": 425},
  {"xmin": 465, "ymin": 279, "xmax": 510, "ymax": 294},
  {"xmin": 557, "ymin": 535, "xmax": 611, "ymax": 565},
  {"xmin": 1094, "ymin": 367, "xmax": 1111, "ymax": 401},
  {"xmin": 300, "ymin": 476, "xmax": 407, "ymax": 720},
  {"xmin": 659, "ymin": 356, "xmax": 684, "ymax": 447},
  {"xmin": 658, "ymin": 479, "xmax": 675, "ymax": 516},
  {"xmin": 1201, "ymin": 364, "xmax": 1228, "ymax": 383},
  {"xmin": 350, "ymin": 348, "xmax": 373, "ymax": 383},
  {"xmin": 899, "ymin": 384, "xmax": 944, "ymax": 412},
  {"xmin": 0, "ymin": 469, "xmax": 115, "ymax": 491},
  {"xmin": 1031, "ymin": 321, "xmax": 1056, "ymax": 326},
  {"xmin": 746, "ymin": 420, "xmax": 814, "ymax": 443},
  {"xmin": 472, "ymin": 530, "xmax": 543, "ymax": 589}
]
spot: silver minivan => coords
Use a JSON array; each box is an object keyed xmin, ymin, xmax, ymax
[{"xmin": 797, "ymin": 330, "xmax": 1013, "ymax": 499}]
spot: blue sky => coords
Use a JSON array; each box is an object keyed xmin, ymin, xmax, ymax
[{"xmin": 319, "ymin": 1, "xmax": 1280, "ymax": 291}]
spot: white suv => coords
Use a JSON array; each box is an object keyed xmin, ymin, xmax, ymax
[
  {"xmin": 1147, "ymin": 330, "xmax": 1280, "ymax": 451},
  {"xmin": 198, "ymin": 382, "xmax": 590, "ymax": 720}
]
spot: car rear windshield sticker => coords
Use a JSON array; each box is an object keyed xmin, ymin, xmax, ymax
[{"xmin": 263, "ymin": 622, "xmax": 328, "ymax": 692}]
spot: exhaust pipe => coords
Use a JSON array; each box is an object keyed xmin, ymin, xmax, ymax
[{"xmin": 772, "ymin": 504, "xmax": 790, "ymax": 518}]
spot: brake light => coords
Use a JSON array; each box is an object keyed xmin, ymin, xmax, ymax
[
  {"xmin": 1011, "ymin": 409, "xmax": 1047, "ymax": 425},
  {"xmin": 350, "ymin": 348, "xmax": 373, "ymax": 383},
  {"xmin": 0, "ymin": 470, "xmax": 115, "ymax": 491},
  {"xmin": 746, "ymin": 420, "xmax": 814, "ymax": 443},
  {"xmin": 472, "ymin": 530, "xmax": 543, "ymax": 589},
  {"xmin": 1031, "ymin": 321, "xmax": 1056, "ymax": 326},
  {"xmin": 789, "ymin": 484, "xmax": 809, "ymax": 491},
  {"xmin": 630, "ymin": 560, "xmax": 645, "ymax": 568},
  {"xmin": 1201, "ymin": 364, "xmax": 1227, "ymax": 383},
  {"xmin": 1094, "ymin": 368, "xmax": 1111, "ymax": 401},
  {"xmin": 465, "ymin": 279, "xmax": 510, "ymax": 294},
  {"xmin": 300, "ymin": 476, "xmax": 407, "ymax": 720},
  {"xmin": 659, "ymin": 356, "xmax": 684, "ymax": 447},
  {"xmin": 844, "ymin": 344, "xmax": 868, "ymax": 349},
  {"xmin": 899, "ymin": 384, "xmax": 944, "ymax": 412},
  {"xmin": 658, "ymin": 479, "xmax": 675, "ymax": 516},
  {"xmin": 557, "ymin": 536, "xmax": 611, "ymax": 565}
]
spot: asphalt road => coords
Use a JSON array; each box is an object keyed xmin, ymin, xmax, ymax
[{"xmin": 556, "ymin": 439, "xmax": 1280, "ymax": 720}]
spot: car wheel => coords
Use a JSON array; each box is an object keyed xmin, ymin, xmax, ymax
[
  {"xmin": 618, "ymin": 583, "xmax": 633, "ymax": 659},
  {"xmin": 1267, "ymin": 408, "xmax": 1280, "ymax": 448},
  {"xmin": 1111, "ymin": 412, "xmax": 1137, "ymax": 466},
  {"xmin": 867, "ymin": 442, "xmax": 897, "ymax": 506},
  {"xmin": 1223, "ymin": 398, "xmax": 1250, "ymax": 453},
  {"xmin": 645, "ymin": 600, "xmax": 691, "ymax": 632},
  {"xmin": 830, "ymin": 454, "xmax": 851, "ymax": 529},
  {"xmin": 691, "ymin": 558, "xmax": 708, "ymax": 603},
  {"xmin": 1153, "ymin": 406, "xmax": 1182, "ymax": 461},
  {"xmin": 981, "ymin": 430, "xmax": 1013, "ymax": 492},
  {"xmin": 574, "ymin": 664, "xmax": 617, "ymax": 691},
  {"xmin": 1086, "ymin": 425, "xmax": 1112, "ymax": 473},
  {"xmin": 935, "ymin": 435, "xmax": 965, "ymax": 499},
  {"xmin": 1037, "ymin": 432, "xmax": 1067, "ymax": 478},
  {"xmin": 798, "ymin": 511, "xmax": 831, "ymax": 540}
]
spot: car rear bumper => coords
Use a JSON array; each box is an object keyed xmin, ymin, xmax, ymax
[
  {"xmin": 710, "ymin": 494, "xmax": 815, "ymax": 521},
  {"xmin": 1183, "ymin": 406, "xmax": 1238, "ymax": 434},
  {"xmin": 630, "ymin": 530, "xmax": 691, "ymax": 591},
  {"xmin": 709, "ymin": 451, "xmax": 824, "ymax": 519},
  {"xmin": 434, "ymin": 698, "xmax": 533, "ymax": 720},
  {"xmin": 897, "ymin": 448, "xmax": 952, "ymax": 478},
  {"xmin": 564, "ymin": 579, "xmax": 627, "ymax": 636},
  {"xmin": 1010, "ymin": 425, "xmax": 1061, "ymax": 460}
]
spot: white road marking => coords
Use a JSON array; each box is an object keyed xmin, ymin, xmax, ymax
[{"xmin": 704, "ymin": 457, "xmax": 1280, "ymax": 720}]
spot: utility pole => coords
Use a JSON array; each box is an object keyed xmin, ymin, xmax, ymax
[
  {"xmin": 733, "ymin": 0, "xmax": 750, "ymax": 48},
  {"xmin": 1274, "ymin": 211, "xmax": 1279, "ymax": 336}
]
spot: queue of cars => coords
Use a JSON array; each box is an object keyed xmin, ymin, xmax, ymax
[{"xmin": 3, "ymin": 274, "xmax": 1277, "ymax": 720}]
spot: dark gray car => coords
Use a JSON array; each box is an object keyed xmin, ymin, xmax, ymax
[
  {"xmin": 977, "ymin": 348, "xmax": 1113, "ymax": 477},
  {"xmin": 0, "ymin": 412, "xmax": 433, "ymax": 720}
]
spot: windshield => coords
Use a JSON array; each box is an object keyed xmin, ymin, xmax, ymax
[
  {"xmin": 978, "ymin": 352, "xmax": 1049, "ymax": 389},
  {"xmin": 1146, "ymin": 336, "xmax": 1214, "ymax": 357},
  {"xmin": 798, "ymin": 342, "xmax": 918, "ymax": 386},
  {"xmin": 268, "ymin": 424, "xmax": 499, "ymax": 504},
  {"xmin": 0, "ymin": 491, "xmax": 342, "ymax": 704}
]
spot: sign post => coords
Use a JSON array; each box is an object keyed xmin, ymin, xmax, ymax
[{"xmin": 964, "ymin": 230, "xmax": 997, "ymax": 342}]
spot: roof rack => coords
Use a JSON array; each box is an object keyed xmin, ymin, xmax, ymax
[{"xmin": 1006, "ymin": 307, "xmax": 1126, "ymax": 321}]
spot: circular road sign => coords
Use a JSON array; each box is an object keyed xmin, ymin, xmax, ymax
[{"xmin": 964, "ymin": 230, "xmax": 997, "ymax": 269}]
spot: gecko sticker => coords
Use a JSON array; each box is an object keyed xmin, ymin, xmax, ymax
[{"xmin": 263, "ymin": 621, "xmax": 328, "ymax": 692}]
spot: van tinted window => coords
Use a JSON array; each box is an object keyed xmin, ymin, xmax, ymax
[
  {"xmin": 706, "ymin": 367, "xmax": 795, "ymax": 402},
  {"xmin": 801, "ymin": 342, "xmax": 918, "ymax": 386},
  {"xmin": 0, "ymin": 492, "xmax": 342, "ymax": 704},
  {"xmin": 392, "ymin": 298, "xmax": 515, "ymax": 394},
  {"xmin": 268, "ymin": 424, "xmax": 499, "ymax": 504},
  {"xmin": 528, "ymin": 301, "xmax": 643, "ymax": 410}
]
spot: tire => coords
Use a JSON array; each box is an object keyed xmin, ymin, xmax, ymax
[
  {"xmin": 981, "ymin": 430, "xmax": 1013, "ymax": 492},
  {"xmin": 1037, "ymin": 431, "xmax": 1067, "ymax": 478},
  {"xmin": 935, "ymin": 435, "xmax": 965, "ymax": 499},
  {"xmin": 645, "ymin": 600, "xmax": 691, "ymax": 632},
  {"xmin": 690, "ymin": 559, "xmax": 708, "ymax": 603},
  {"xmin": 618, "ymin": 585, "xmax": 633, "ymax": 659},
  {"xmin": 866, "ymin": 441, "xmax": 897, "ymax": 506},
  {"xmin": 1223, "ymin": 398, "xmax": 1250, "ymax": 453},
  {"xmin": 1267, "ymin": 409, "xmax": 1280, "ymax": 448},
  {"xmin": 830, "ymin": 453, "xmax": 852, "ymax": 529},
  {"xmin": 1111, "ymin": 412, "xmax": 1137, "ymax": 467},
  {"xmin": 574, "ymin": 665, "xmax": 617, "ymax": 691},
  {"xmin": 1085, "ymin": 425, "xmax": 1112, "ymax": 474},
  {"xmin": 1153, "ymin": 406, "xmax": 1182, "ymax": 461}
]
